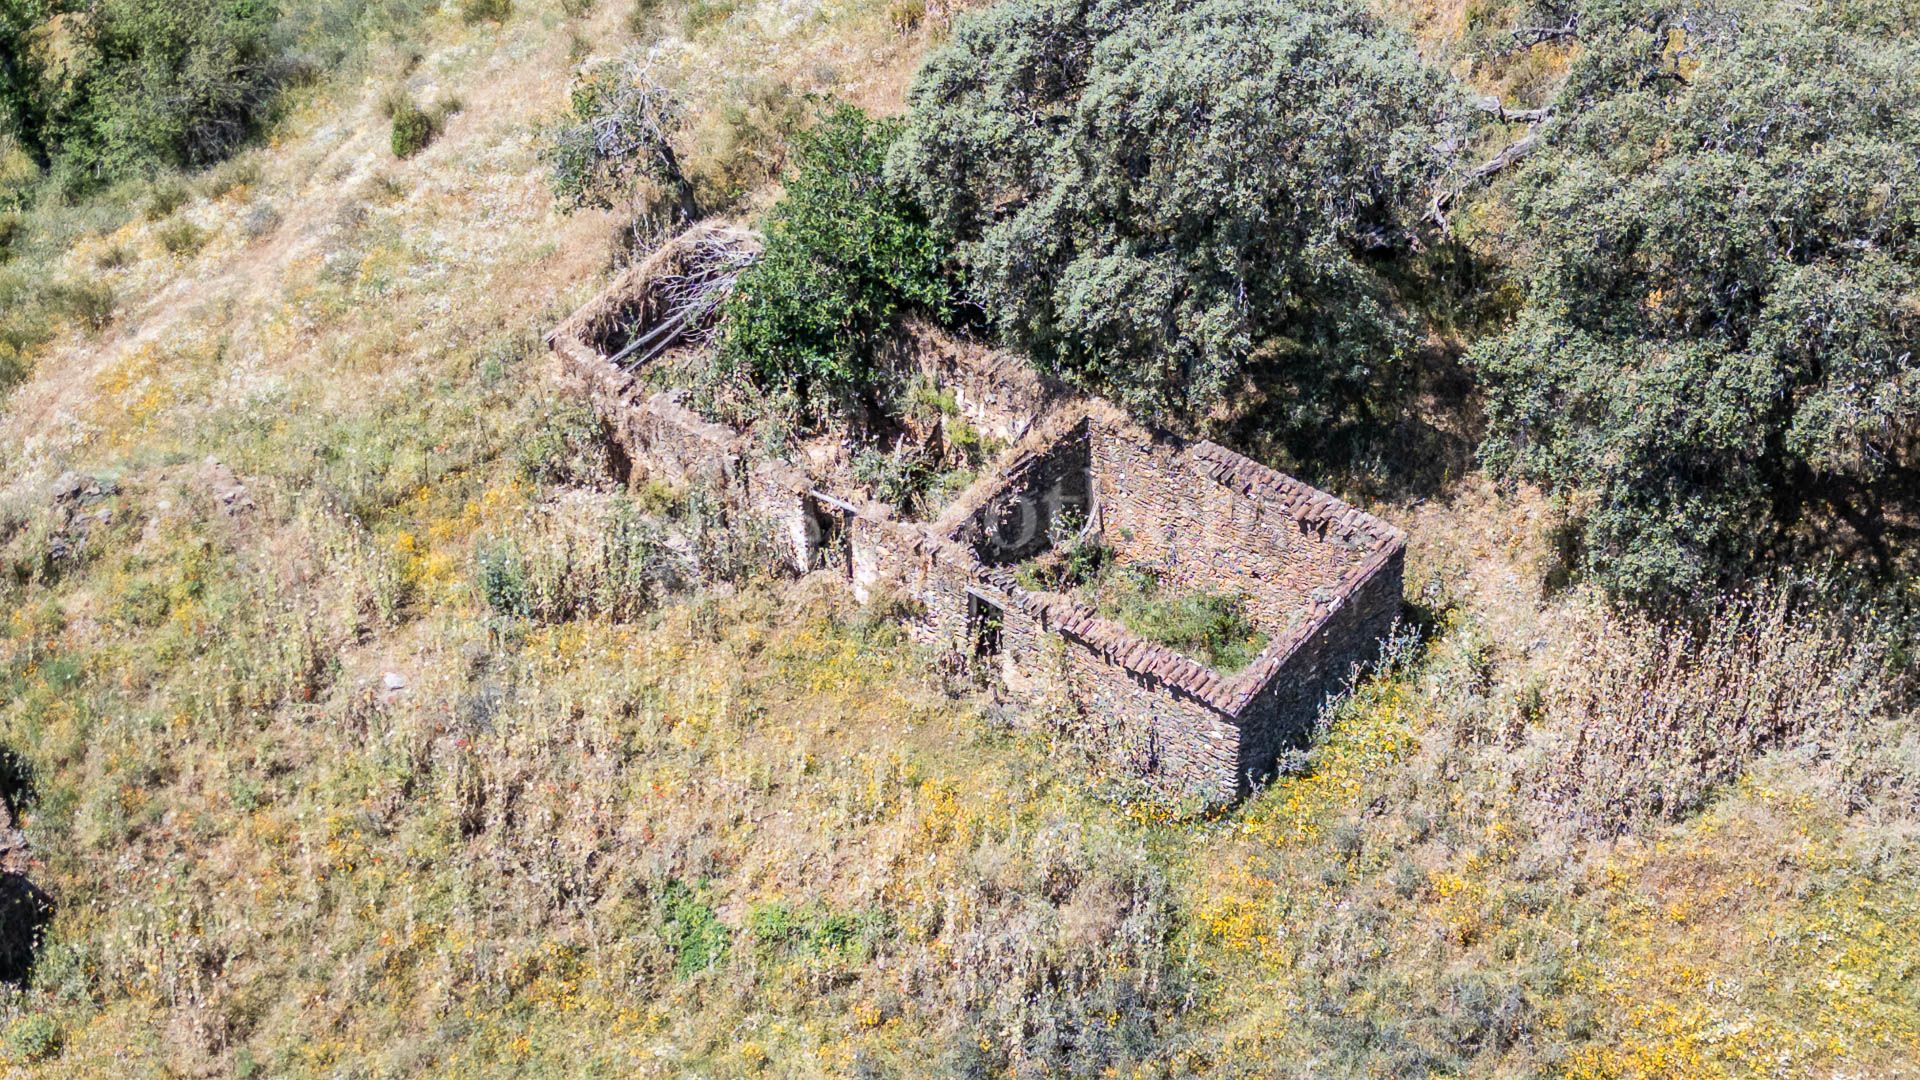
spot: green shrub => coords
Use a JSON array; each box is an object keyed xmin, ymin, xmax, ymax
[
  {"xmin": 200, "ymin": 155, "xmax": 261, "ymax": 198},
  {"xmin": 459, "ymin": 0, "xmax": 512, "ymax": 23},
  {"xmin": 1473, "ymin": 0, "xmax": 1920, "ymax": 603},
  {"xmin": 887, "ymin": 0, "xmax": 924, "ymax": 34},
  {"xmin": 681, "ymin": 0, "xmax": 735, "ymax": 31},
  {"xmin": 713, "ymin": 104, "xmax": 952, "ymax": 425},
  {"xmin": 659, "ymin": 878, "xmax": 729, "ymax": 977},
  {"xmin": 156, "ymin": 218, "xmax": 207, "ymax": 256},
  {"xmin": 517, "ymin": 401, "xmax": 616, "ymax": 487},
  {"xmin": 4, "ymin": 1014, "xmax": 58, "ymax": 1063},
  {"xmin": 851, "ymin": 445, "xmax": 934, "ymax": 513},
  {"xmin": 55, "ymin": 0, "xmax": 281, "ymax": 180},
  {"xmin": 560, "ymin": 0, "xmax": 593, "ymax": 15},
  {"xmin": 44, "ymin": 280, "xmax": 116, "ymax": 332},
  {"xmin": 747, "ymin": 901, "xmax": 888, "ymax": 963},
  {"xmin": 894, "ymin": 0, "xmax": 1461, "ymax": 429},
  {"xmin": 474, "ymin": 503, "xmax": 683, "ymax": 624},
  {"xmin": 389, "ymin": 97, "xmax": 437, "ymax": 158},
  {"xmin": 0, "ymin": 349, "xmax": 26, "ymax": 397},
  {"xmin": 93, "ymin": 242, "xmax": 133, "ymax": 269},
  {"xmin": 1095, "ymin": 567, "xmax": 1268, "ymax": 674},
  {"xmin": 0, "ymin": 269, "xmax": 54, "ymax": 392},
  {"xmin": 624, "ymin": 0, "xmax": 666, "ymax": 37},
  {"xmin": 142, "ymin": 177, "xmax": 191, "ymax": 221},
  {"xmin": 0, "ymin": 140, "xmax": 37, "ymax": 209},
  {"xmin": 475, "ymin": 540, "xmax": 529, "ymax": 618}
]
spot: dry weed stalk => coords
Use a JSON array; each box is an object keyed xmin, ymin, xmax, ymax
[{"xmin": 1526, "ymin": 584, "xmax": 1903, "ymax": 834}]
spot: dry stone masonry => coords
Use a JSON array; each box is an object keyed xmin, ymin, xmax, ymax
[{"xmin": 549, "ymin": 227, "xmax": 1406, "ymax": 800}]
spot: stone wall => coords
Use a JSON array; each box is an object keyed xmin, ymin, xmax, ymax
[
  {"xmin": 1090, "ymin": 424, "xmax": 1382, "ymax": 633},
  {"xmin": 551, "ymin": 242, "xmax": 1406, "ymax": 803},
  {"xmin": 952, "ymin": 420, "xmax": 1092, "ymax": 566},
  {"xmin": 1231, "ymin": 545, "xmax": 1404, "ymax": 790},
  {"xmin": 992, "ymin": 590, "xmax": 1242, "ymax": 795},
  {"xmin": 629, "ymin": 393, "xmax": 739, "ymax": 487},
  {"xmin": 908, "ymin": 325, "xmax": 1060, "ymax": 444}
]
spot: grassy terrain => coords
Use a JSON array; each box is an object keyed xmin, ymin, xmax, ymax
[
  {"xmin": 0, "ymin": 1, "xmax": 1915, "ymax": 1077},
  {"xmin": 1085, "ymin": 568, "xmax": 1267, "ymax": 676},
  {"xmin": 1017, "ymin": 543, "xmax": 1271, "ymax": 675}
]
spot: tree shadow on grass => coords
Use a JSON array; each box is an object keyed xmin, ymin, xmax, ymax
[{"xmin": 0, "ymin": 746, "xmax": 52, "ymax": 986}]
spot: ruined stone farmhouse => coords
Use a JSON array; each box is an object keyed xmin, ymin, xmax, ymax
[{"xmin": 547, "ymin": 226, "xmax": 1406, "ymax": 799}]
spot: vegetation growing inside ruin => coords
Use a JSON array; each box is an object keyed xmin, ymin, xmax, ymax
[
  {"xmin": 1092, "ymin": 567, "xmax": 1270, "ymax": 675},
  {"xmin": 710, "ymin": 104, "xmax": 952, "ymax": 426},
  {"xmin": 1015, "ymin": 528, "xmax": 1270, "ymax": 674}
]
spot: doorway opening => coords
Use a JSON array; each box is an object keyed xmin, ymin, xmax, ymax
[
  {"xmin": 968, "ymin": 592, "xmax": 1004, "ymax": 661},
  {"xmin": 804, "ymin": 493, "xmax": 853, "ymax": 576}
]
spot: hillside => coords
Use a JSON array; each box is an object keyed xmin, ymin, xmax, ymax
[{"xmin": 0, "ymin": 0, "xmax": 1917, "ymax": 1076}]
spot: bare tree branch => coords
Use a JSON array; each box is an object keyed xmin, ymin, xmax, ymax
[
  {"xmin": 1428, "ymin": 108, "xmax": 1552, "ymax": 229},
  {"xmin": 1508, "ymin": 18, "xmax": 1579, "ymax": 52},
  {"xmin": 1471, "ymin": 95, "xmax": 1553, "ymax": 125}
]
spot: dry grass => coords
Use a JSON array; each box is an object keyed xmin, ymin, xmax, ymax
[
  {"xmin": 0, "ymin": 1, "xmax": 1914, "ymax": 1077},
  {"xmin": 1526, "ymin": 583, "xmax": 1906, "ymax": 834}
]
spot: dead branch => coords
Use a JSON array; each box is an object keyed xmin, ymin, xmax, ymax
[
  {"xmin": 1428, "ymin": 110, "xmax": 1551, "ymax": 229},
  {"xmin": 611, "ymin": 231, "xmax": 760, "ymax": 370},
  {"xmin": 1471, "ymin": 95, "xmax": 1553, "ymax": 125},
  {"xmin": 1508, "ymin": 18, "xmax": 1579, "ymax": 52}
]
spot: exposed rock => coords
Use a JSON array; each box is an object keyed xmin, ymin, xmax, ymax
[{"xmin": 200, "ymin": 457, "xmax": 256, "ymax": 516}]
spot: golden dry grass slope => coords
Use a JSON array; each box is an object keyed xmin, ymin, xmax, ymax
[{"xmin": 0, "ymin": 1, "xmax": 1915, "ymax": 1077}]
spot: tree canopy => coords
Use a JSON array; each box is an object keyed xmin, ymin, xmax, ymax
[
  {"xmin": 712, "ymin": 105, "xmax": 952, "ymax": 425},
  {"xmin": 1, "ymin": 0, "xmax": 281, "ymax": 182},
  {"xmin": 541, "ymin": 55, "xmax": 698, "ymax": 240},
  {"xmin": 1474, "ymin": 0, "xmax": 1920, "ymax": 602},
  {"xmin": 891, "ymin": 0, "xmax": 1462, "ymax": 431}
]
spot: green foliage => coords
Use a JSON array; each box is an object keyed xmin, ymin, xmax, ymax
[
  {"xmin": 0, "ymin": 267, "xmax": 51, "ymax": 394},
  {"xmin": 0, "ymin": 139, "xmax": 34, "ymax": 209},
  {"xmin": 42, "ymin": 278, "xmax": 115, "ymax": 332},
  {"xmin": 268, "ymin": 0, "xmax": 436, "ymax": 71},
  {"xmin": 155, "ymin": 217, "xmax": 206, "ymax": 255},
  {"xmin": 541, "ymin": 54, "xmax": 696, "ymax": 236},
  {"xmin": 623, "ymin": 0, "xmax": 663, "ymax": 37},
  {"xmin": 1013, "ymin": 509, "xmax": 1110, "ymax": 592},
  {"xmin": 140, "ymin": 176, "xmax": 190, "ymax": 221},
  {"xmin": 1094, "ymin": 567, "xmax": 1268, "ymax": 674},
  {"xmin": 459, "ymin": 0, "xmax": 510, "ymax": 22},
  {"xmin": 0, "ymin": 0, "xmax": 55, "ymax": 163},
  {"xmin": 1473, "ymin": 0, "xmax": 1920, "ymax": 602},
  {"xmin": 50, "ymin": 0, "xmax": 282, "ymax": 181},
  {"xmin": 659, "ymin": 878, "xmax": 730, "ymax": 977},
  {"xmin": 474, "ymin": 502, "xmax": 683, "ymax": 624},
  {"xmin": 713, "ymin": 104, "xmax": 951, "ymax": 424},
  {"xmin": 388, "ymin": 96, "xmax": 435, "ymax": 158},
  {"xmin": 746, "ymin": 900, "xmax": 888, "ymax": 963},
  {"xmin": 850, "ymin": 444, "xmax": 934, "ymax": 510},
  {"xmin": 893, "ymin": 0, "xmax": 1462, "ymax": 430},
  {"xmin": 474, "ymin": 539, "xmax": 529, "ymax": 617},
  {"xmin": 2, "ymin": 0, "xmax": 432, "ymax": 187},
  {"xmin": 1017, "ymin": 520, "xmax": 1269, "ymax": 673},
  {"xmin": 517, "ymin": 400, "xmax": 616, "ymax": 487},
  {"xmin": 680, "ymin": 0, "xmax": 734, "ymax": 31},
  {"xmin": 3, "ymin": 1014, "xmax": 58, "ymax": 1063}
]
